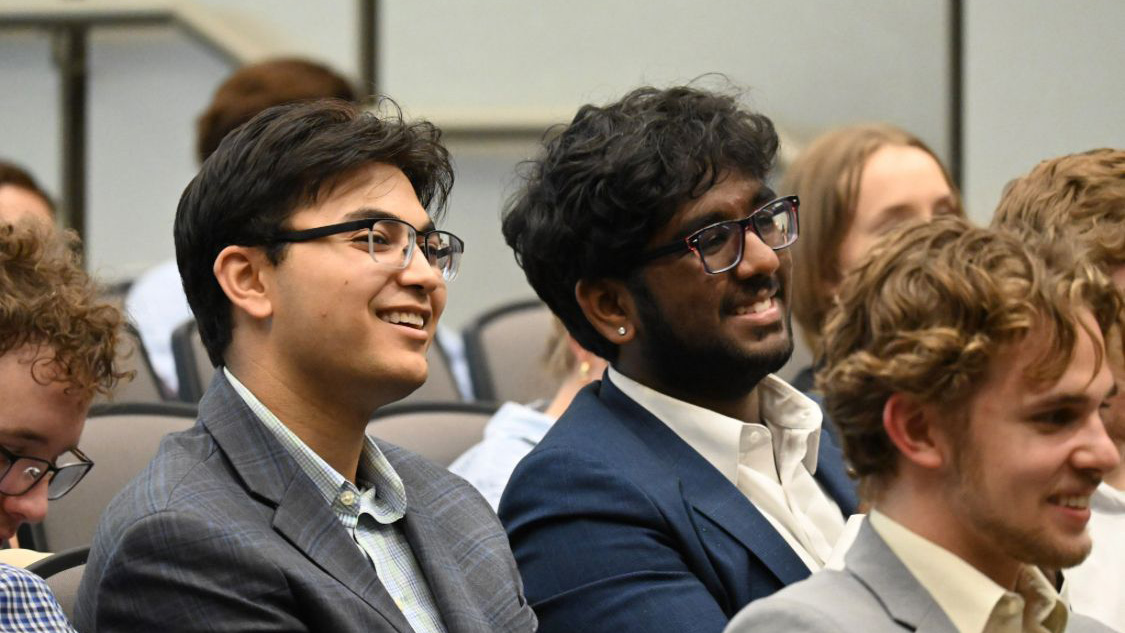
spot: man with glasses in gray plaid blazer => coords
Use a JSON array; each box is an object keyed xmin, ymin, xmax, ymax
[{"xmin": 75, "ymin": 100, "xmax": 536, "ymax": 633}]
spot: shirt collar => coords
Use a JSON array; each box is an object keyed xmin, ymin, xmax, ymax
[
  {"xmin": 223, "ymin": 368, "xmax": 407, "ymax": 520},
  {"xmin": 606, "ymin": 367, "xmax": 823, "ymax": 483},
  {"xmin": 869, "ymin": 510, "xmax": 1066, "ymax": 633}
]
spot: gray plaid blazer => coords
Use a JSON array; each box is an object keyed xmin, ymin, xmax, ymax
[
  {"xmin": 74, "ymin": 373, "xmax": 536, "ymax": 633},
  {"xmin": 724, "ymin": 519, "xmax": 1113, "ymax": 633}
]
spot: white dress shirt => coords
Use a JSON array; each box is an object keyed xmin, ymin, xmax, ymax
[
  {"xmin": 608, "ymin": 367, "xmax": 846, "ymax": 571},
  {"xmin": 869, "ymin": 510, "xmax": 1067, "ymax": 633}
]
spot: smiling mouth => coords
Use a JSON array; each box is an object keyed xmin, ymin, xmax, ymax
[
  {"xmin": 734, "ymin": 297, "xmax": 775, "ymax": 316},
  {"xmin": 378, "ymin": 311, "xmax": 425, "ymax": 329},
  {"xmin": 1049, "ymin": 494, "xmax": 1092, "ymax": 510}
]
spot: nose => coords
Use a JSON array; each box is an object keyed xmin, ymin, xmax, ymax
[
  {"xmin": 1, "ymin": 478, "xmax": 50, "ymax": 528},
  {"xmin": 398, "ymin": 246, "xmax": 443, "ymax": 294},
  {"xmin": 1075, "ymin": 413, "xmax": 1123, "ymax": 476},
  {"xmin": 733, "ymin": 228, "xmax": 781, "ymax": 278}
]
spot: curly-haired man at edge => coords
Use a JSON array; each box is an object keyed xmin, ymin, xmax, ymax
[
  {"xmin": 0, "ymin": 222, "xmax": 126, "ymax": 633},
  {"xmin": 498, "ymin": 84, "xmax": 858, "ymax": 633},
  {"xmin": 992, "ymin": 148, "xmax": 1125, "ymax": 631},
  {"xmin": 726, "ymin": 217, "xmax": 1118, "ymax": 633}
]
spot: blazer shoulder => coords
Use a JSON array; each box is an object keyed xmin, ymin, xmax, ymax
[{"xmin": 725, "ymin": 570, "xmax": 886, "ymax": 633}]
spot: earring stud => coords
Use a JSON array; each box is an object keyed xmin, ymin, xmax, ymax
[{"xmin": 617, "ymin": 326, "xmax": 627, "ymax": 336}]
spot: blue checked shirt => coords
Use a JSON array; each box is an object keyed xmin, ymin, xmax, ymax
[
  {"xmin": 0, "ymin": 562, "xmax": 76, "ymax": 633},
  {"xmin": 226, "ymin": 369, "xmax": 446, "ymax": 633}
]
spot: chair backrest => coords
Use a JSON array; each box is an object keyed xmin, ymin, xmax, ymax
[
  {"xmin": 25, "ymin": 403, "xmax": 198, "ymax": 552},
  {"xmin": 366, "ymin": 401, "xmax": 498, "ymax": 467},
  {"xmin": 95, "ymin": 322, "xmax": 168, "ymax": 405},
  {"xmin": 171, "ymin": 319, "xmax": 214, "ymax": 403},
  {"xmin": 26, "ymin": 546, "xmax": 89, "ymax": 621},
  {"xmin": 463, "ymin": 299, "xmax": 555, "ymax": 403}
]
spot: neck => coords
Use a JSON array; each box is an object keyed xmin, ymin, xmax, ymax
[
  {"xmin": 877, "ymin": 479, "xmax": 1022, "ymax": 590},
  {"xmin": 613, "ymin": 363, "xmax": 763, "ymax": 423},
  {"xmin": 226, "ymin": 354, "xmax": 371, "ymax": 484}
]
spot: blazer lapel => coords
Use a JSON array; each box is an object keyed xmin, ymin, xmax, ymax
[
  {"xmin": 599, "ymin": 378, "xmax": 812, "ymax": 587},
  {"xmin": 200, "ymin": 373, "xmax": 415, "ymax": 633},
  {"xmin": 397, "ymin": 498, "xmax": 488, "ymax": 633},
  {"xmin": 846, "ymin": 520, "xmax": 958, "ymax": 633}
]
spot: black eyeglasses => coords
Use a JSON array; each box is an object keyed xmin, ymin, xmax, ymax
[
  {"xmin": 0, "ymin": 446, "xmax": 94, "ymax": 500},
  {"xmin": 270, "ymin": 218, "xmax": 465, "ymax": 282},
  {"xmin": 637, "ymin": 195, "xmax": 799, "ymax": 274}
]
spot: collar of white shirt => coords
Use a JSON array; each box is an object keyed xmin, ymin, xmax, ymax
[
  {"xmin": 606, "ymin": 366, "xmax": 824, "ymax": 483},
  {"xmin": 868, "ymin": 510, "xmax": 1067, "ymax": 633}
]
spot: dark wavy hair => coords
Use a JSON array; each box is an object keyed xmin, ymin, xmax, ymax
[
  {"xmin": 502, "ymin": 84, "xmax": 779, "ymax": 361},
  {"xmin": 0, "ymin": 159, "xmax": 54, "ymax": 215},
  {"xmin": 176, "ymin": 98, "xmax": 453, "ymax": 366},
  {"xmin": 0, "ymin": 224, "xmax": 127, "ymax": 398}
]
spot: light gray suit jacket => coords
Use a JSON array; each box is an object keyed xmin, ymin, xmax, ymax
[
  {"xmin": 724, "ymin": 519, "xmax": 1114, "ymax": 633},
  {"xmin": 74, "ymin": 374, "xmax": 536, "ymax": 633}
]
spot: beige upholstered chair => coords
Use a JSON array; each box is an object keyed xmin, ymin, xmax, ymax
[
  {"xmin": 463, "ymin": 299, "xmax": 554, "ymax": 403},
  {"xmin": 366, "ymin": 402, "xmax": 498, "ymax": 467}
]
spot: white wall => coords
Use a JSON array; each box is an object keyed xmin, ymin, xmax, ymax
[
  {"xmin": 963, "ymin": 0, "xmax": 1125, "ymax": 225},
  {"xmin": 7, "ymin": 0, "xmax": 1120, "ymax": 331}
]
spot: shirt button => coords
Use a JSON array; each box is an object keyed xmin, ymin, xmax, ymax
[
  {"xmin": 339, "ymin": 490, "xmax": 357, "ymax": 506},
  {"xmin": 749, "ymin": 430, "xmax": 764, "ymax": 444},
  {"xmin": 1004, "ymin": 600, "xmax": 1021, "ymax": 617}
]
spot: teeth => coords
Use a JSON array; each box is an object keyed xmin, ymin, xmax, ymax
[
  {"xmin": 735, "ymin": 299, "xmax": 773, "ymax": 315},
  {"xmin": 1054, "ymin": 495, "xmax": 1090, "ymax": 510},
  {"xmin": 380, "ymin": 311, "xmax": 424, "ymax": 329}
]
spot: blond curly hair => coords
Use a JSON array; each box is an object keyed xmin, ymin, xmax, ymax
[
  {"xmin": 0, "ymin": 223, "xmax": 127, "ymax": 398},
  {"xmin": 992, "ymin": 148, "xmax": 1125, "ymax": 271},
  {"xmin": 819, "ymin": 216, "xmax": 1122, "ymax": 499}
]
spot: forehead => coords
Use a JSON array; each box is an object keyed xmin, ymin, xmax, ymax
[
  {"xmin": 0, "ymin": 184, "xmax": 53, "ymax": 226},
  {"xmin": 655, "ymin": 172, "xmax": 769, "ymax": 240},
  {"xmin": 289, "ymin": 163, "xmax": 430, "ymax": 230},
  {"xmin": 0, "ymin": 348, "xmax": 87, "ymax": 451}
]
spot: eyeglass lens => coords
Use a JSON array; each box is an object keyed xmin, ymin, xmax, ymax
[
  {"xmin": 0, "ymin": 449, "xmax": 92, "ymax": 500},
  {"xmin": 367, "ymin": 219, "xmax": 462, "ymax": 281},
  {"xmin": 694, "ymin": 199, "xmax": 795, "ymax": 273}
]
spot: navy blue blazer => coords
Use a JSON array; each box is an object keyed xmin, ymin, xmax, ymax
[{"xmin": 499, "ymin": 376, "xmax": 858, "ymax": 633}]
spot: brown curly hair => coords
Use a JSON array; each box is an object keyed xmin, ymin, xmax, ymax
[
  {"xmin": 992, "ymin": 148, "xmax": 1125, "ymax": 271},
  {"xmin": 819, "ymin": 216, "xmax": 1122, "ymax": 500},
  {"xmin": 0, "ymin": 223, "xmax": 127, "ymax": 398}
]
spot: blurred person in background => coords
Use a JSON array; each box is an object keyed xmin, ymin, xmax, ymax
[
  {"xmin": 784, "ymin": 124, "xmax": 963, "ymax": 392},
  {"xmin": 992, "ymin": 147, "xmax": 1125, "ymax": 631},
  {"xmin": 0, "ymin": 222, "xmax": 126, "ymax": 632},
  {"xmin": 0, "ymin": 160, "xmax": 54, "ymax": 228},
  {"xmin": 450, "ymin": 318, "xmax": 607, "ymax": 509}
]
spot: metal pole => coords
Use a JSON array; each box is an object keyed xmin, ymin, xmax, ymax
[
  {"xmin": 949, "ymin": 0, "xmax": 964, "ymax": 189},
  {"xmin": 358, "ymin": 0, "xmax": 378, "ymax": 100},
  {"xmin": 54, "ymin": 24, "xmax": 89, "ymax": 247}
]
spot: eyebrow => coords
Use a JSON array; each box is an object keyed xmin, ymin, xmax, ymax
[
  {"xmin": 676, "ymin": 187, "xmax": 781, "ymax": 238},
  {"xmin": 341, "ymin": 207, "xmax": 436, "ymax": 233}
]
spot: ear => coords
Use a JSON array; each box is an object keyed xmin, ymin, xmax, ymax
[
  {"xmin": 882, "ymin": 393, "xmax": 947, "ymax": 471},
  {"xmin": 213, "ymin": 245, "xmax": 274, "ymax": 321},
  {"xmin": 575, "ymin": 278, "xmax": 636, "ymax": 345}
]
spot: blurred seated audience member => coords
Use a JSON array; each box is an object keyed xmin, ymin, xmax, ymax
[
  {"xmin": 992, "ymin": 147, "xmax": 1125, "ymax": 631},
  {"xmin": 784, "ymin": 124, "xmax": 963, "ymax": 392},
  {"xmin": 449, "ymin": 319, "xmax": 607, "ymax": 509},
  {"xmin": 726, "ymin": 217, "xmax": 1119, "ymax": 633},
  {"xmin": 0, "ymin": 160, "xmax": 54, "ymax": 227},
  {"xmin": 0, "ymin": 222, "xmax": 125, "ymax": 632},
  {"xmin": 125, "ymin": 58, "xmax": 359, "ymax": 396}
]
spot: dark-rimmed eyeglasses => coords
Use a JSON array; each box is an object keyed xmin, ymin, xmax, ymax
[
  {"xmin": 0, "ymin": 446, "xmax": 94, "ymax": 500},
  {"xmin": 637, "ymin": 195, "xmax": 799, "ymax": 274},
  {"xmin": 270, "ymin": 218, "xmax": 465, "ymax": 282}
]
